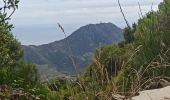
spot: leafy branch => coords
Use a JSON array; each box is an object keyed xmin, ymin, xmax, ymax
[{"xmin": 0, "ymin": 0, "xmax": 19, "ymax": 30}]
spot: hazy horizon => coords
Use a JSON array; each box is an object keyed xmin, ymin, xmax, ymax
[{"xmin": 11, "ymin": 0, "xmax": 163, "ymax": 45}]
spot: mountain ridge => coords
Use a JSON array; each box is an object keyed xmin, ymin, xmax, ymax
[{"xmin": 23, "ymin": 22, "xmax": 124, "ymax": 75}]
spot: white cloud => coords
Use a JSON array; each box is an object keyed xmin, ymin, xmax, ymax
[{"xmin": 10, "ymin": 0, "xmax": 163, "ymax": 45}]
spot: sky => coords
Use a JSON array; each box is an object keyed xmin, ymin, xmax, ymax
[{"xmin": 9, "ymin": 0, "xmax": 163, "ymax": 45}]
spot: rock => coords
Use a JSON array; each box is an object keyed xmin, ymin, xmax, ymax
[
  {"xmin": 145, "ymin": 79, "xmax": 170, "ymax": 90},
  {"xmin": 159, "ymin": 79, "xmax": 170, "ymax": 87},
  {"xmin": 112, "ymin": 94, "xmax": 126, "ymax": 100},
  {"xmin": 132, "ymin": 86, "xmax": 170, "ymax": 100}
]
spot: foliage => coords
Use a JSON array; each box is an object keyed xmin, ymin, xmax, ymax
[
  {"xmin": 1, "ymin": 0, "xmax": 170, "ymax": 99},
  {"xmin": 48, "ymin": 0, "xmax": 170, "ymax": 99},
  {"xmin": 111, "ymin": 0, "xmax": 170, "ymax": 96},
  {"xmin": 123, "ymin": 23, "xmax": 136, "ymax": 43},
  {"xmin": 0, "ymin": 0, "xmax": 21, "ymax": 83},
  {"xmin": 0, "ymin": 0, "xmax": 53, "ymax": 99}
]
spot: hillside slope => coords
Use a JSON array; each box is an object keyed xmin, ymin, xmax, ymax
[{"xmin": 23, "ymin": 23, "xmax": 123, "ymax": 75}]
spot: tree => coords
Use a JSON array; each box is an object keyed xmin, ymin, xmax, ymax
[
  {"xmin": 0, "ymin": 0, "xmax": 23, "ymax": 84},
  {"xmin": 0, "ymin": 0, "xmax": 38, "ymax": 87},
  {"xmin": 123, "ymin": 26, "xmax": 135, "ymax": 43}
]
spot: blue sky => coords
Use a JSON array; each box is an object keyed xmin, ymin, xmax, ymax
[{"xmin": 10, "ymin": 0, "xmax": 163, "ymax": 45}]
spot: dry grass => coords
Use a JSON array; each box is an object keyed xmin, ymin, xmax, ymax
[{"xmin": 44, "ymin": 0, "xmax": 170, "ymax": 100}]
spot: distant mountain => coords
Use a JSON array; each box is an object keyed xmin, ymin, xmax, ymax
[{"xmin": 23, "ymin": 23, "xmax": 124, "ymax": 75}]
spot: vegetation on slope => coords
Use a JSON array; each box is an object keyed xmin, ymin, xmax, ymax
[
  {"xmin": 0, "ymin": 0, "xmax": 51, "ymax": 99},
  {"xmin": 1, "ymin": 0, "xmax": 170, "ymax": 100},
  {"xmin": 47, "ymin": 0, "xmax": 170, "ymax": 99}
]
